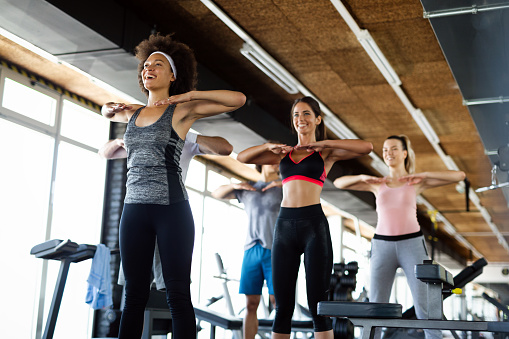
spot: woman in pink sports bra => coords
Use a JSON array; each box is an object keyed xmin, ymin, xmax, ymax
[
  {"xmin": 334, "ymin": 135, "xmax": 465, "ymax": 339},
  {"xmin": 237, "ymin": 96, "xmax": 373, "ymax": 339}
]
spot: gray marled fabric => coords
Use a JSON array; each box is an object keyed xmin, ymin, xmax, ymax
[{"xmin": 123, "ymin": 104, "xmax": 187, "ymax": 205}]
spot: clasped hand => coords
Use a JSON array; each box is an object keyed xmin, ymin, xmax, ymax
[
  {"xmin": 103, "ymin": 102, "xmax": 133, "ymax": 115},
  {"xmin": 360, "ymin": 174, "xmax": 426, "ymax": 185},
  {"xmin": 268, "ymin": 140, "xmax": 328, "ymax": 154},
  {"xmin": 154, "ymin": 92, "xmax": 194, "ymax": 106}
]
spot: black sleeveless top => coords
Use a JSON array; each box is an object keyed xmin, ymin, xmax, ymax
[{"xmin": 279, "ymin": 150, "xmax": 326, "ymax": 187}]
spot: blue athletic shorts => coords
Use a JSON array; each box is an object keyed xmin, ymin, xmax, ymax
[{"xmin": 239, "ymin": 242, "xmax": 274, "ymax": 295}]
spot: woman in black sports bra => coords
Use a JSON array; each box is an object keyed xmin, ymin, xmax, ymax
[{"xmin": 237, "ymin": 96, "xmax": 372, "ymax": 339}]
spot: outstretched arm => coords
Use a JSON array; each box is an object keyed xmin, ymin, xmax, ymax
[
  {"xmin": 211, "ymin": 182, "xmax": 256, "ymax": 200},
  {"xmin": 236, "ymin": 142, "xmax": 292, "ymax": 165},
  {"xmin": 155, "ymin": 90, "xmax": 246, "ymax": 120},
  {"xmin": 297, "ymin": 139, "xmax": 373, "ymax": 161},
  {"xmin": 400, "ymin": 171, "xmax": 466, "ymax": 192},
  {"xmin": 101, "ymin": 102, "xmax": 138, "ymax": 123},
  {"xmin": 333, "ymin": 174, "xmax": 384, "ymax": 193},
  {"xmin": 98, "ymin": 139, "xmax": 127, "ymax": 159},
  {"xmin": 196, "ymin": 135, "xmax": 233, "ymax": 156}
]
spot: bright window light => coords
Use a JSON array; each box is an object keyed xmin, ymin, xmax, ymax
[
  {"xmin": 61, "ymin": 100, "xmax": 109, "ymax": 149},
  {"xmin": 2, "ymin": 77, "xmax": 56, "ymax": 125}
]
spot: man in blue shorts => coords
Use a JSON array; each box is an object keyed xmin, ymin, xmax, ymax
[{"xmin": 212, "ymin": 163, "xmax": 282, "ymax": 339}]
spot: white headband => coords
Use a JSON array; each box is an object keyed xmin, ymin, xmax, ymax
[{"xmin": 149, "ymin": 51, "xmax": 177, "ymax": 79}]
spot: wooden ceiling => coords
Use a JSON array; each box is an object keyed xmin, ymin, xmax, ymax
[
  {"xmin": 122, "ymin": 0, "xmax": 507, "ymax": 263},
  {"xmin": 1, "ymin": 0, "xmax": 508, "ymax": 264}
]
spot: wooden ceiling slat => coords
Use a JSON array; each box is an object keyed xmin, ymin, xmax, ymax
[
  {"xmin": 142, "ymin": 0, "xmax": 509, "ymax": 262},
  {"xmin": 346, "ymin": 0, "xmax": 423, "ymax": 25},
  {"xmin": 8, "ymin": 0, "xmax": 504, "ymax": 261}
]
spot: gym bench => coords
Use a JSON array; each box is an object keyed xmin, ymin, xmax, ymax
[
  {"xmin": 194, "ymin": 305, "xmax": 243, "ymax": 339},
  {"xmin": 318, "ymin": 260, "xmax": 509, "ymax": 339},
  {"xmin": 258, "ymin": 319, "xmax": 314, "ymax": 336},
  {"xmin": 194, "ymin": 306, "xmax": 315, "ymax": 339}
]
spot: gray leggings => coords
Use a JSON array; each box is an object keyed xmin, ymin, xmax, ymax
[{"xmin": 370, "ymin": 235, "xmax": 442, "ymax": 339}]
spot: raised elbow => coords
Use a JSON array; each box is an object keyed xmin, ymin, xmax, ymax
[
  {"xmin": 236, "ymin": 92, "xmax": 247, "ymax": 108},
  {"xmin": 236, "ymin": 152, "xmax": 249, "ymax": 163},
  {"xmin": 364, "ymin": 142, "xmax": 374, "ymax": 155},
  {"xmin": 220, "ymin": 142, "xmax": 234, "ymax": 156},
  {"xmin": 333, "ymin": 177, "xmax": 345, "ymax": 189},
  {"xmin": 356, "ymin": 141, "xmax": 373, "ymax": 156},
  {"xmin": 458, "ymin": 171, "xmax": 466, "ymax": 181},
  {"xmin": 98, "ymin": 147, "xmax": 111, "ymax": 159}
]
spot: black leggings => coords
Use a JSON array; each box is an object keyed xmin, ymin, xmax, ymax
[
  {"xmin": 118, "ymin": 201, "xmax": 195, "ymax": 339},
  {"xmin": 272, "ymin": 204, "xmax": 333, "ymax": 333}
]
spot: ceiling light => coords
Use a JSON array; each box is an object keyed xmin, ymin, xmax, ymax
[
  {"xmin": 410, "ymin": 109, "xmax": 440, "ymax": 145},
  {"xmin": 323, "ymin": 115, "xmax": 358, "ymax": 139},
  {"xmin": 369, "ymin": 156, "xmax": 389, "ymax": 176},
  {"xmin": 357, "ymin": 30, "xmax": 401, "ymax": 86},
  {"xmin": 463, "ymin": 96, "xmax": 509, "ymax": 106},
  {"xmin": 442, "ymin": 155, "xmax": 460, "ymax": 171},
  {"xmin": 475, "ymin": 182, "xmax": 509, "ymax": 193},
  {"xmin": 201, "ymin": 0, "xmax": 299, "ymax": 94},
  {"xmin": 424, "ymin": 3, "xmax": 509, "ymax": 19},
  {"xmin": 332, "ymin": 0, "xmax": 509, "ymax": 255},
  {"xmin": 475, "ymin": 165, "xmax": 509, "ymax": 193},
  {"xmin": 203, "ymin": 0, "xmax": 504, "ymax": 256},
  {"xmin": 240, "ymin": 43, "xmax": 298, "ymax": 94},
  {"xmin": 200, "ymin": 0, "xmax": 370, "ymax": 144},
  {"xmin": 392, "ymin": 78, "xmax": 445, "ymax": 147}
]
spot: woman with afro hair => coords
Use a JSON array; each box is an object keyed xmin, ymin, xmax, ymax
[{"xmin": 102, "ymin": 33, "xmax": 246, "ymax": 338}]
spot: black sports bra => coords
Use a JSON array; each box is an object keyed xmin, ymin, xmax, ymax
[{"xmin": 279, "ymin": 150, "xmax": 326, "ymax": 187}]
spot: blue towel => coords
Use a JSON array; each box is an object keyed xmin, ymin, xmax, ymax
[{"xmin": 86, "ymin": 244, "xmax": 113, "ymax": 309}]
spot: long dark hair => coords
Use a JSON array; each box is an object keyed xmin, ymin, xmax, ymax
[
  {"xmin": 386, "ymin": 135, "xmax": 415, "ymax": 174},
  {"xmin": 291, "ymin": 96, "xmax": 326, "ymax": 141},
  {"xmin": 134, "ymin": 33, "xmax": 197, "ymax": 97}
]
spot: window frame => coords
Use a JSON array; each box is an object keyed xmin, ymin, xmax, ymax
[{"xmin": 0, "ymin": 64, "xmax": 107, "ymax": 339}]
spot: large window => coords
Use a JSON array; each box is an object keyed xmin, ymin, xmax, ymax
[{"xmin": 0, "ymin": 67, "xmax": 108, "ymax": 339}]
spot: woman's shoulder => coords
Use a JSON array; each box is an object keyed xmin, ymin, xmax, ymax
[{"xmin": 127, "ymin": 104, "xmax": 144, "ymax": 114}]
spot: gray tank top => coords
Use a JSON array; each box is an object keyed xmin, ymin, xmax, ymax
[{"xmin": 123, "ymin": 104, "xmax": 187, "ymax": 205}]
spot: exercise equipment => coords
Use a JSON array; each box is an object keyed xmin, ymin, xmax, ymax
[
  {"xmin": 318, "ymin": 260, "xmax": 509, "ymax": 339},
  {"xmin": 194, "ymin": 305, "xmax": 243, "ymax": 339},
  {"xmin": 483, "ymin": 292, "xmax": 509, "ymax": 319},
  {"xmin": 140, "ymin": 288, "xmax": 174, "ymax": 339},
  {"xmin": 482, "ymin": 292, "xmax": 509, "ymax": 339},
  {"xmin": 329, "ymin": 261, "xmax": 359, "ymax": 339},
  {"xmin": 476, "ymin": 163, "xmax": 509, "ymax": 192},
  {"xmin": 400, "ymin": 257, "xmax": 487, "ymax": 320},
  {"xmin": 213, "ymin": 252, "xmax": 314, "ymax": 338},
  {"xmin": 195, "ymin": 306, "xmax": 314, "ymax": 339},
  {"xmin": 140, "ymin": 291, "xmax": 313, "ymax": 339},
  {"xmin": 382, "ymin": 257, "xmax": 488, "ymax": 339},
  {"xmin": 329, "ymin": 261, "xmax": 358, "ymax": 302},
  {"xmin": 30, "ymin": 239, "xmax": 117, "ymax": 339}
]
